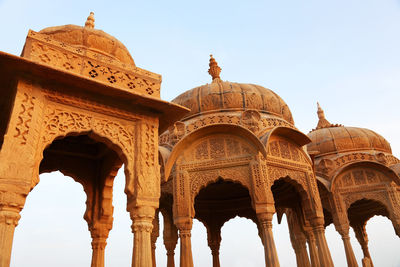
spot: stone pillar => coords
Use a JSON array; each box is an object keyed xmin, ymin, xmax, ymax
[
  {"xmin": 163, "ymin": 212, "xmax": 178, "ymax": 267},
  {"xmin": 164, "ymin": 238, "xmax": 178, "ymax": 267},
  {"xmin": 336, "ymin": 224, "xmax": 358, "ymax": 267},
  {"xmin": 353, "ymin": 223, "xmax": 373, "ymax": 267},
  {"xmin": 207, "ymin": 226, "xmax": 221, "ymax": 267},
  {"xmin": 304, "ymin": 229, "xmax": 320, "ymax": 267},
  {"xmin": 258, "ymin": 212, "xmax": 280, "ymax": 267},
  {"xmin": 91, "ymin": 236, "xmax": 107, "ymax": 267},
  {"xmin": 176, "ymin": 218, "xmax": 193, "ymax": 267},
  {"xmin": 287, "ymin": 210, "xmax": 310, "ymax": 267},
  {"xmin": 312, "ymin": 218, "xmax": 334, "ymax": 267},
  {"xmin": 291, "ymin": 231, "xmax": 311, "ymax": 267},
  {"xmin": 0, "ymin": 206, "xmax": 21, "ymax": 267},
  {"xmin": 0, "ymin": 189, "xmax": 27, "ymax": 267},
  {"xmin": 151, "ymin": 212, "xmax": 160, "ymax": 267},
  {"xmin": 130, "ymin": 206, "xmax": 156, "ymax": 267}
]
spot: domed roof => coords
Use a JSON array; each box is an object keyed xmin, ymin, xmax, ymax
[
  {"xmin": 307, "ymin": 104, "xmax": 391, "ymax": 156},
  {"xmin": 172, "ymin": 56, "xmax": 294, "ymax": 124},
  {"xmin": 38, "ymin": 12, "xmax": 135, "ymax": 66}
]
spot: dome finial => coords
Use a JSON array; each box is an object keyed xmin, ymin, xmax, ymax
[
  {"xmin": 208, "ymin": 54, "xmax": 221, "ymax": 83},
  {"xmin": 316, "ymin": 102, "xmax": 333, "ymax": 129},
  {"xmin": 85, "ymin": 12, "xmax": 95, "ymax": 29}
]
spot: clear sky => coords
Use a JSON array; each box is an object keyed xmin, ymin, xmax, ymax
[{"xmin": 1, "ymin": 0, "xmax": 400, "ymax": 266}]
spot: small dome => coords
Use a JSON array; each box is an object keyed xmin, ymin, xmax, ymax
[
  {"xmin": 307, "ymin": 104, "xmax": 391, "ymax": 156},
  {"xmin": 172, "ymin": 56, "xmax": 294, "ymax": 123},
  {"xmin": 39, "ymin": 13, "xmax": 134, "ymax": 66}
]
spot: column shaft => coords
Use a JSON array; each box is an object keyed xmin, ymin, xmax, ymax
[
  {"xmin": 306, "ymin": 231, "xmax": 320, "ymax": 267},
  {"xmin": 91, "ymin": 237, "xmax": 107, "ymax": 267},
  {"xmin": 341, "ymin": 235, "xmax": 358, "ymax": 267},
  {"xmin": 313, "ymin": 225, "xmax": 334, "ymax": 267},
  {"xmin": 166, "ymin": 248, "xmax": 176, "ymax": 267},
  {"xmin": 132, "ymin": 217, "xmax": 154, "ymax": 267},
  {"xmin": 0, "ymin": 208, "xmax": 20, "ymax": 267},
  {"xmin": 179, "ymin": 229, "xmax": 194, "ymax": 267},
  {"xmin": 353, "ymin": 223, "xmax": 373, "ymax": 267},
  {"xmin": 259, "ymin": 213, "xmax": 280, "ymax": 267},
  {"xmin": 293, "ymin": 239, "xmax": 311, "ymax": 267}
]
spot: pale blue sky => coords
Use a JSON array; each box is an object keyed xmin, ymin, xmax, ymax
[{"xmin": 1, "ymin": 0, "xmax": 400, "ymax": 266}]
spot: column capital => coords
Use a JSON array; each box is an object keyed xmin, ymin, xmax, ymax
[
  {"xmin": 256, "ymin": 211, "xmax": 274, "ymax": 222},
  {"xmin": 0, "ymin": 209, "xmax": 21, "ymax": 226},
  {"xmin": 132, "ymin": 218, "xmax": 153, "ymax": 233},
  {"xmin": 174, "ymin": 216, "xmax": 193, "ymax": 231},
  {"xmin": 91, "ymin": 237, "xmax": 107, "ymax": 250},
  {"xmin": 335, "ymin": 223, "xmax": 350, "ymax": 238}
]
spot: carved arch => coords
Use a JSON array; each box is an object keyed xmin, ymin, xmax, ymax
[
  {"xmin": 262, "ymin": 127, "xmax": 313, "ymax": 166},
  {"xmin": 331, "ymin": 161, "xmax": 400, "ymax": 191},
  {"xmin": 261, "ymin": 126, "xmax": 311, "ymax": 148},
  {"xmin": 164, "ymin": 124, "xmax": 267, "ymax": 180},
  {"xmin": 190, "ymin": 171, "xmax": 253, "ymax": 204},
  {"xmin": 35, "ymin": 107, "xmax": 136, "ymax": 196}
]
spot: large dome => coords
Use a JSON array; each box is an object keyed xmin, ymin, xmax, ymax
[
  {"xmin": 38, "ymin": 12, "xmax": 135, "ymax": 66},
  {"xmin": 307, "ymin": 104, "xmax": 391, "ymax": 156},
  {"xmin": 172, "ymin": 56, "xmax": 294, "ymax": 124}
]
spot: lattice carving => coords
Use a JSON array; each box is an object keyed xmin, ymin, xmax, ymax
[
  {"xmin": 14, "ymin": 92, "xmax": 36, "ymax": 145},
  {"xmin": 334, "ymin": 167, "xmax": 392, "ymax": 190},
  {"xmin": 190, "ymin": 165, "xmax": 251, "ymax": 200},
  {"xmin": 26, "ymin": 30, "xmax": 161, "ymax": 97},
  {"xmin": 178, "ymin": 135, "xmax": 255, "ymax": 165},
  {"xmin": 41, "ymin": 105, "xmax": 135, "ymax": 160},
  {"xmin": 267, "ymin": 139, "xmax": 309, "ymax": 165},
  {"xmin": 159, "ymin": 114, "xmax": 296, "ymax": 146}
]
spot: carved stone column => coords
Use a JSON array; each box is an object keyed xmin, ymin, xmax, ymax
[
  {"xmin": 311, "ymin": 218, "xmax": 334, "ymax": 267},
  {"xmin": 91, "ymin": 236, "xmax": 107, "ymax": 267},
  {"xmin": 287, "ymin": 210, "xmax": 310, "ymax": 267},
  {"xmin": 353, "ymin": 223, "xmax": 373, "ymax": 267},
  {"xmin": 151, "ymin": 212, "xmax": 160, "ymax": 267},
  {"xmin": 130, "ymin": 206, "xmax": 156, "ymax": 267},
  {"xmin": 175, "ymin": 218, "xmax": 193, "ymax": 267},
  {"xmin": 336, "ymin": 224, "xmax": 358, "ymax": 267},
  {"xmin": 304, "ymin": 229, "xmax": 320, "ymax": 267},
  {"xmin": 258, "ymin": 212, "xmax": 280, "ymax": 267},
  {"xmin": 207, "ymin": 226, "xmax": 222, "ymax": 267},
  {"xmin": 0, "ymin": 206, "xmax": 21, "ymax": 267},
  {"xmin": 162, "ymin": 211, "xmax": 178, "ymax": 267},
  {"xmin": 164, "ymin": 238, "xmax": 178, "ymax": 267},
  {"xmin": 0, "ymin": 189, "xmax": 27, "ymax": 267},
  {"xmin": 290, "ymin": 231, "xmax": 310, "ymax": 267}
]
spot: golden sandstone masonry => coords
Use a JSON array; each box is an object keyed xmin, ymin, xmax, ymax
[{"xmin": 1, "ymin": 13, "xmax": 400, "ymax": 267}]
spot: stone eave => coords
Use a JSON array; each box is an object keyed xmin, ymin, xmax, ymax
[{"xmin": 0, "ymin": 51, "xmax": 189, "ymax": 132}]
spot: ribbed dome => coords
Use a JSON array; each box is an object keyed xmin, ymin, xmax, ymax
[
  {"xmin": 39, "ymin": 14, "xmax": 134, "ymax": 66},
  {"xmin": 172, "ymin": 81, "xmax": 294, "ymax": 124},
  {"xmin": 307, "ymin": 125, "xmax": 391, "ymax": 156},
  {"xmin": 307, "ymin": 104, "xmax": 391, "ymax": 156}
]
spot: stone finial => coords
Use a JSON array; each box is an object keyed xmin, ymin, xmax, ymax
[
  {"xmin": 85, "ymin": 12, "xmax": 95, "ymax": 29},
  {"xmin": 313, "ymin": 102, "xmax": 342, "ymax": 131},
  {"xmin": 208, "ymin": 54, "xmax": 221, "ymax": 83},
  {"xmin": 316, "ymin": 102, "xmax": 332, "ymax": 129}
]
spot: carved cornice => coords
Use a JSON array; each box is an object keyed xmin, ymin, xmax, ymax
[{"xmin": 43, "ymin": 90, "xmax": 143, "ymax": 121}]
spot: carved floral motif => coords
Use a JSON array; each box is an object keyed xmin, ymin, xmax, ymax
[
  {"xmin": 14, "ymin": 93, "xmax": 36, "ymax": 145},
  {"xmin": 27, "ymin": 30, "xmax": 161, "ymax": 97}
]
